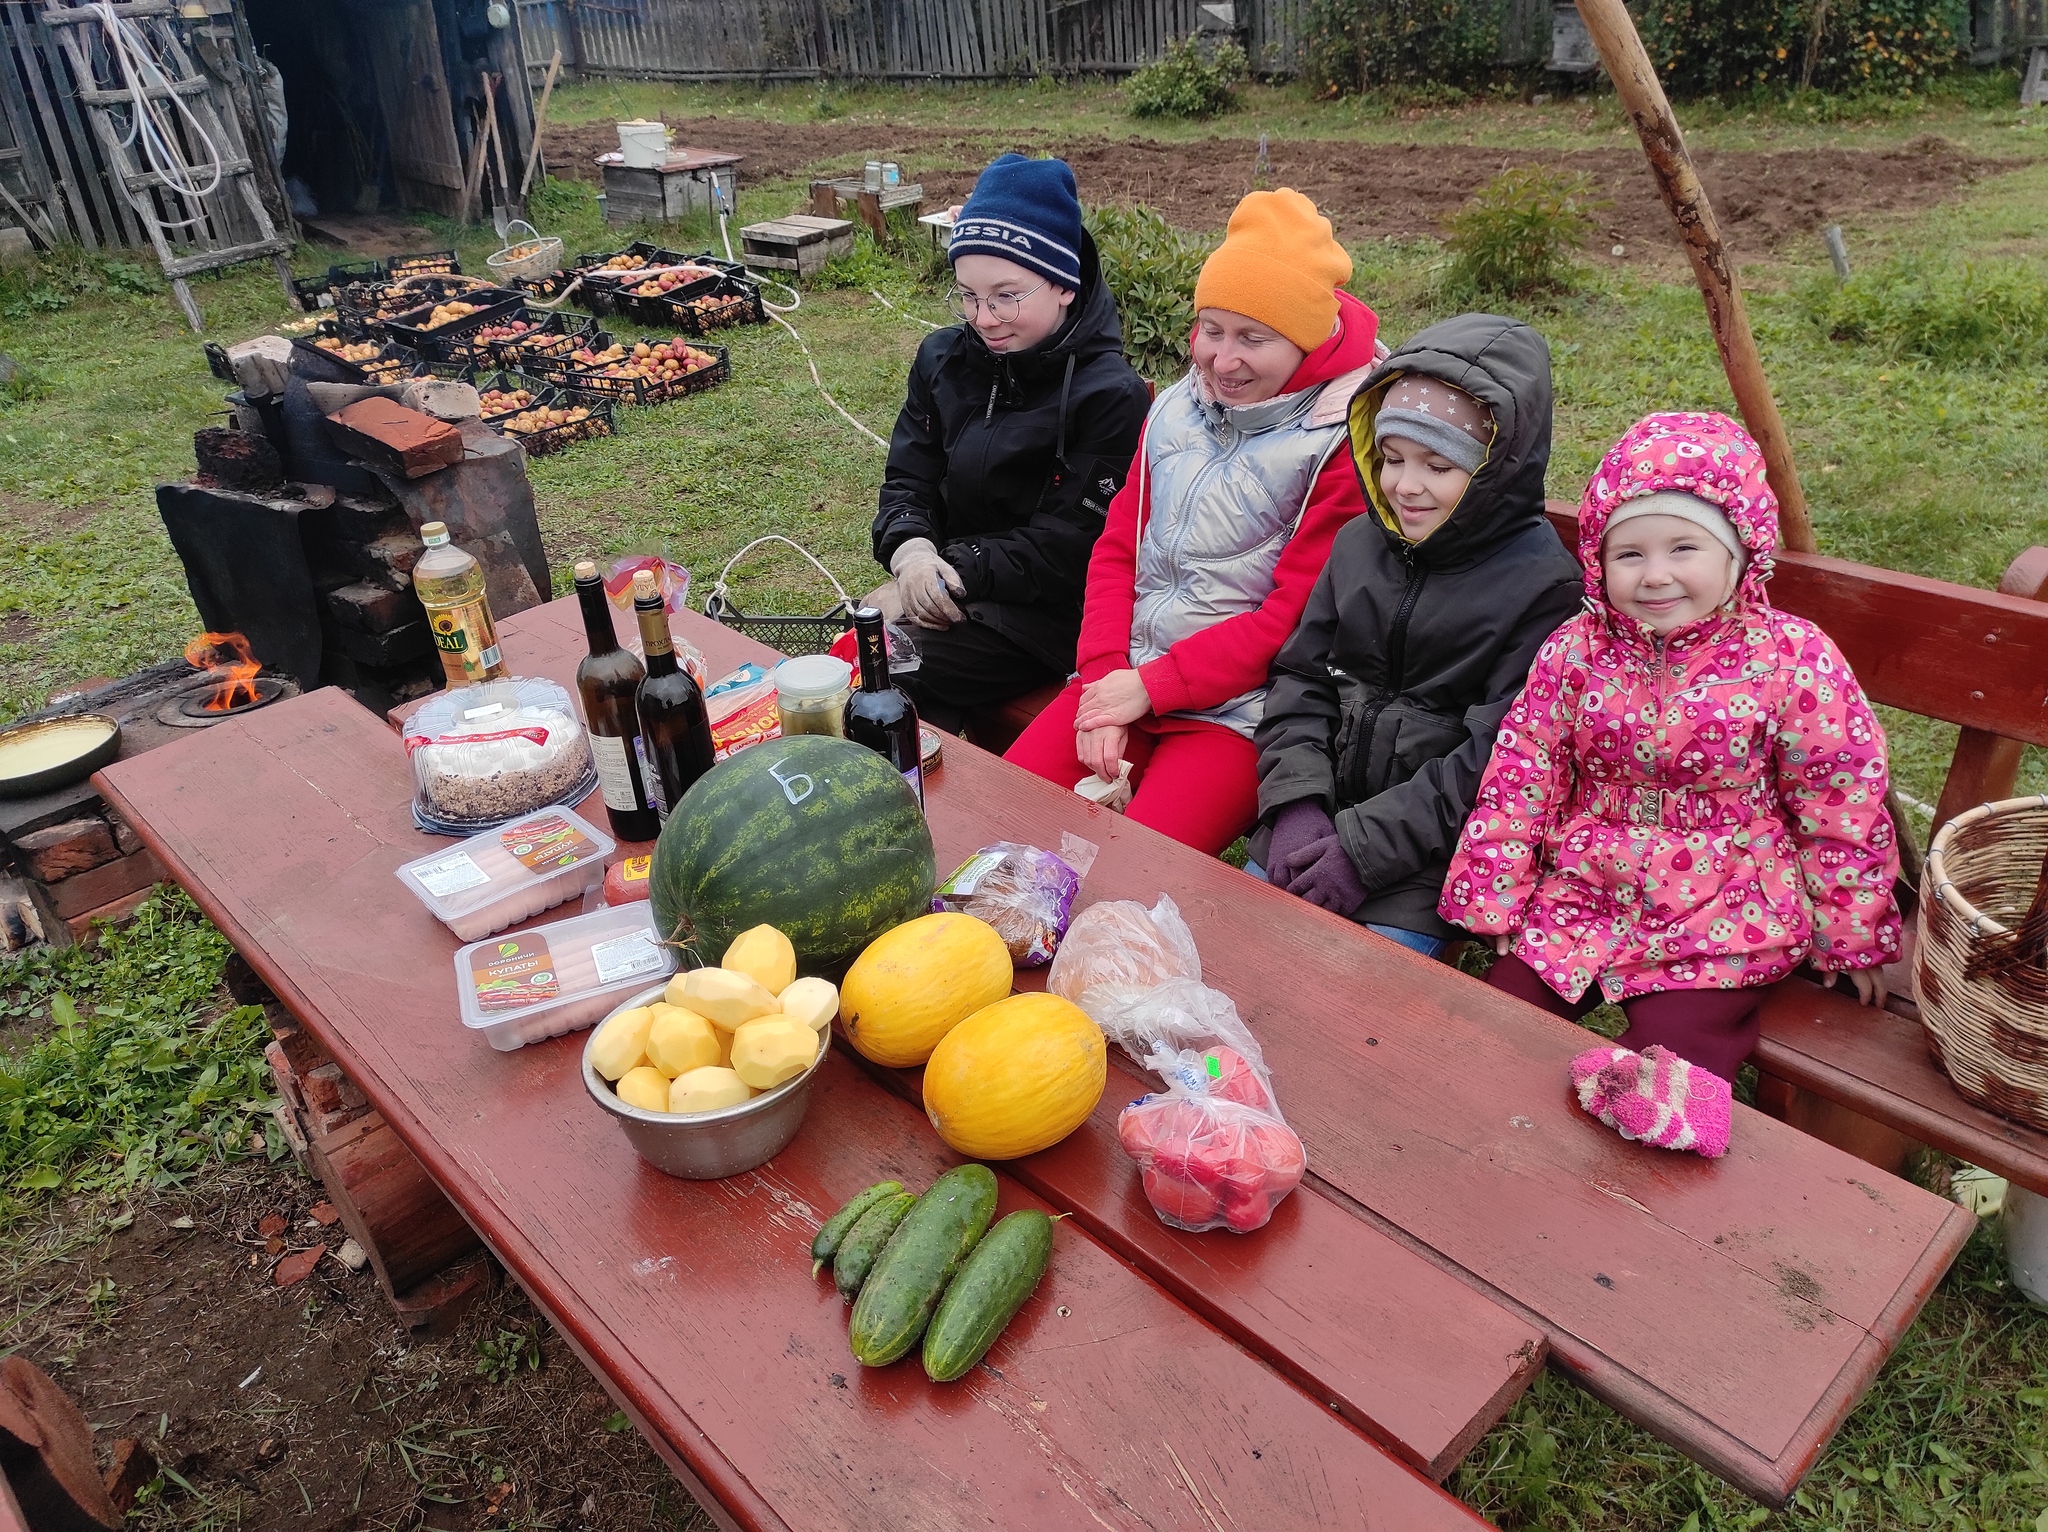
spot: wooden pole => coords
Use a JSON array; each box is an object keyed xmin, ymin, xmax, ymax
[
  {"xmin": 1572, "ymin": 0, "xmax": 1816, "ymax": 554},
  {"xmin": 519, "ymin": 49, "xmax": 563, "ymax": 199}
]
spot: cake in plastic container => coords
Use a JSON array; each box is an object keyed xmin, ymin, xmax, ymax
[{"xmin": 403, "ymin": 678, "xmax": 598, "ymax": 833}]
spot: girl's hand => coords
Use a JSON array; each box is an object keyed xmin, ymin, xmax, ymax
[
  {"xmin": 1494, "ymin": 935, "xmax": 1513, "ymax": 956},
  {"xmin": 1827, "ymin": 967, "xmax": 1889, "ymax": 1009},
  {"xmin": 1075, "ymin": 669, "xmax": 1152, "ymax": 731},
  {"xmin": 1076, "ymin": 725, "xmax": 1128, "ymax": 784}
]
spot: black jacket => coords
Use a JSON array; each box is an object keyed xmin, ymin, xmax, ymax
[
  {"xmin": 873, "ymin": 232, "xmax": 1151, "ymax": 671},
  {"xmin": 1250, "ymin": 314, "xmax": 1584, "ymax": 938}
]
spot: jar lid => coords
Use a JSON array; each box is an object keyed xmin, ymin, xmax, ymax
[{"xmin": 773, "ymin": 655, "xmax": 852, "ymax": 700}]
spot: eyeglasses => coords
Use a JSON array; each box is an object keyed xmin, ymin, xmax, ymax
[{"xmin": 946, "ymin": 280, "xmax": 1045, "ymax": 324}]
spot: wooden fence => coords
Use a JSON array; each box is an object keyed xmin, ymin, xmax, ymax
[{"xmin": 511, "ymin": 0, "xmax": 1550, "ymax": 82}]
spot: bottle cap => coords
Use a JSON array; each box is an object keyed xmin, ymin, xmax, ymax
[
  {"xmin": 421, "ymin": 521, "xmax": 449, "ymax": 546},
  {"xmin": 574, "ymin": 559, "xmax": 597, "ymax": 580},
  {"xmin": 773, "ymin": 655, "xmax": 853, "ymax": 701},
  {"xmin": 631, "ymin": 569, "xmax": 660, "ymax": 602}
]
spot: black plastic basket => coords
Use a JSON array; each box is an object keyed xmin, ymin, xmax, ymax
[
  {"xmin": 700, "ymin": 535, "xmax": 857, "ymax": 657},
  {"xmin": 494, "ymin": 310, "xmax": 605, "ymax": 369},
  {"xmin": 382, "ymin": 288, "xmax": 526, "ymax": 357},
  {"xmin": 500, "ymin": 395, "xmax": 616, "ymax": 456},
  {"xmin": 512, "ymin": 269, "xmax": 576, "ymax": 303},
  {"xmin": 430, "ymin": 306, "xmax": 558, "ymax": 370},
  {"xmin": 289, "ymin": 335, "xmax": 427, "ymax": 385},
  {"xmin": 571, "ymin": 241, "xmax": 693, "ymax": 316},
  {"xmin": 660, "ymin": 274, "xmax": 767, "ymax": 337},
  {"xmin": 470, "ymin": 369, "xmax": 562, "ymax": 422},
  {"xmin": 386, "ymin": 249, "xmax": 460, "ymax": 277},
  {"xmin": 608, "ymin": 265, "xmax": 726, "ymax": 329},
  {"xmin": 529, "ymin": 341, "xmax": 728, "ymax": 406},
  {"xmin": 202, "ymin": 340, "xmax": 235, "ymax": 382}
]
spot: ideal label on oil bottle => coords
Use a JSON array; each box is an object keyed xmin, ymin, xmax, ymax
[{"xmin": 428, "ymin": 599, "xmax": 504, "ymax": 683}]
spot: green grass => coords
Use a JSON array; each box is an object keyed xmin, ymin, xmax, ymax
[{"xmin": 1, "ymin": 79, "xmax": 2046, "ymax": 1525}]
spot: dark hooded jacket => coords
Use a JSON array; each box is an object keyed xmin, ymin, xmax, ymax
[
  {"xmin": 872, "ymin": 231, "xmax": 1152, "ymax": 671},
  {"xmin": 1249, "ymin": 313, "xmax": 1584, "ymax": 938}
]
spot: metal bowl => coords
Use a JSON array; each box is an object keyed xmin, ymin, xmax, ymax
[
  {"xmin": 0, "ymin": 714, "xmax": 121, "ymax": 799},
  {"xmin": 581, "ymin": 982, "xmax": 828, "ymax": 1180}
]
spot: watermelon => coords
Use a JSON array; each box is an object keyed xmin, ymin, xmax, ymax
[{"xmin": 649, "ymin": 734, "xmax": 936, "ymax": 973}]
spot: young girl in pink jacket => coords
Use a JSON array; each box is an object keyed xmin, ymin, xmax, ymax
[{"xmin": 1439, "ymin": 411, "xmax": 1901, "ymax": 1082}]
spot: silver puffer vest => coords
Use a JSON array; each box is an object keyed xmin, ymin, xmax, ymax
[{"xmin": 1129, "ymin": 366, "xmax": 1366, "ymax": 736}]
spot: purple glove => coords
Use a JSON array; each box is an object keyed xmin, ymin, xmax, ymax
[
  {"xmin": 1282, "ymin": 834, "xmax": 1370, "ymax": 916},
  {"xmin": 1264, "ymin": 800, "xmax": 1336, "ymax": 888}
]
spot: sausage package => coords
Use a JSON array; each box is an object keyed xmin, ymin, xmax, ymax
[
  {"xmin": 396, "ymin": 806, "xmax": 615, "ymax": 941},
  {"xmin": 454, "ymin": 901, "xmax": 677, "ymax": 1051}
]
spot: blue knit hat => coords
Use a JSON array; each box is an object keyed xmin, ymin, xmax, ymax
[{"xmin": 948, "ymin": 154, "xmax": 1083, "ymax": 291}]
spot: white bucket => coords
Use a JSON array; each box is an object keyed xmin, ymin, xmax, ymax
[
  {"xmin": 2007, "ymin": 1184, "xmax": 2048, "ymax": 1307},
  {"xmin": 617, "ymin": 120, "xmax": 670, "ymax": 169}
]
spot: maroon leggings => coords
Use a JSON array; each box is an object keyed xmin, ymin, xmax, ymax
[{"xmin": 1486, "ymin": 954, "xmax": 1763, "ymax": 1081}]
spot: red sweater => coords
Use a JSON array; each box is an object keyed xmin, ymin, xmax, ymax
[{"xmin": 1075, "ymin": 290, "xmax": 1379, "ymax": 715}]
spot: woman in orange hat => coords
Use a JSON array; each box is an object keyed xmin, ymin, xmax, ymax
[{"xmin": 1004, "ymin": 189, "xmax": 1379, "ymax": 854}]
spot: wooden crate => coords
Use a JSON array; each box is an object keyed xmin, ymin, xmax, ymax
[
  {"xmin": 601, "ymin": 154, "xmax": 739, "ymax": 226},
  {"xmin": 738, "ymin": 215, "xmax": 856, "ymax": 277}
]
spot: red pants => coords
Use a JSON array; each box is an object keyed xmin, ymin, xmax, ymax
[
  {"xmin": 1486, "ymin": 954, "xmax": 1764, "ymax": 1082},
  {"xmin": 1004, "ymin": 680, "xmax": 1259, "ymax": 856}
]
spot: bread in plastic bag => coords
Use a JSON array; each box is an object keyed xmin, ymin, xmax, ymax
[
  {"xmin": 1046, "ymin": 894, "xmax": 1201, "ymax": 1020},
  {"xmin": 931, "ymin": 834, "xmax": 1098, "ymax": 967}
]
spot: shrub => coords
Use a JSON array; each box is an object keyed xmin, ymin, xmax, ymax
[
  {"xmin": 1442, "ymin": 167, "xmax": 1600, "ymax": 300},
  {"xmin": 1302, "ymin": 0, "xmax": 1502, "ymax": 95},
  {"xmin": 1800, "ymin": 256, "xmax": 2048, "ymax": 368},
  {"xmin": 1124, "ymin": 36, "xmax": 1248, "ymax": 119},
  {"xmin": 1085, "ymin": 204, "xmax": 1218, "ymax": 378},
  {"xmin": 1629, "ymin": 0, "xmax": 1966, "ymax": 96}
]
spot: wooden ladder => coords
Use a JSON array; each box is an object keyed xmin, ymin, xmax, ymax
[{"xmin": 36, "ymin": 0, "xmax": 294, "ymax": 330}]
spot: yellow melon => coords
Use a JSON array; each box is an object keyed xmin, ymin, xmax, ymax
[
  {"xmin": 839, "ymin": 913, "xmax": 1013, "ymax": 1068},
  {"xmin": 921, "ymin": 993, "xmax": 1105, "ymax": 1160}
]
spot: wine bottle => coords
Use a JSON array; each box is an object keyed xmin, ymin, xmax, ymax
[
  {"xmin": 843, "ymin": 605, "xmax": 924, "ymax": 808},
  {"xmin": 573, "ymin": 561, "xmax": 659, "ymax": 842},
  {"xmin": 632, "ymin": 570, "xmax": 715, "ymax": 821}
]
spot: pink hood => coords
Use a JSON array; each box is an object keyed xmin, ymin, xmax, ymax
[{"xmin": 1578, "ymin": 411, "xmax": 1778, "ymax": 617}]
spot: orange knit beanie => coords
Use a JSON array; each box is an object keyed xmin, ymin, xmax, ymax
[{"xmin": 1193, "ymin": 189, "xmax": 1352, "ymax": 354}]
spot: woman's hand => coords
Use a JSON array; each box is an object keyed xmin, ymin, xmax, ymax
[
  {"xmin": 1075, "ymin": 725, "xmax": 1127, "ymax": 784},
  {"xmin": 889, "ymin": 538, "xmax": 966, "ymax": 628},
  {"xmin": 1074, "ymin": 669, "xmax": 1152, "ymax": 731},
  {"xmin": 1826, "ymin": 967, "xmax": 1889, "ymax": 1009}
]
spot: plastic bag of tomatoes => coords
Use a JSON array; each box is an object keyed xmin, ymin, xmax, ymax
[{"xmin": 1105, "ymin": 978, "xmax": 1307, "ymax": 1234}]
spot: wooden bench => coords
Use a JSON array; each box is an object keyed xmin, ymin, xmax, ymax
[{"xmin": 1545, "ymin": 507, "xmax": 2048, "ymax": 1196}]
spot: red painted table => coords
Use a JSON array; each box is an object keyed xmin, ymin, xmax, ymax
[{"xmin": 102, "ymin": 596, "xmax": 1976, "ymax": 1517}]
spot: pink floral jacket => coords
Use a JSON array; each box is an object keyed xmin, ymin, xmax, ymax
[{"xmin": 1438, "ymin": 412, "xmax": 1901, "ymax": 1002}]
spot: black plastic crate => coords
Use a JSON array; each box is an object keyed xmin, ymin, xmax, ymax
[
  {"xmin": 289, "ymin": 334, "xmax": 427, "ymax": 385},
  {"xmin": 326, "ymin": 257, "xmax": 385, "ymax": 285},
  {"xmin": 430, "ymin": 305, "xmax": 558, "ymax": 370},
  {"xmin": 512, "ymin": 269, "xmax": 576, "ymax": 303},
  {"xmin": 493, "ymin": 310, "xmax": 605, "ymax": 369},
  {"xmin": 290, "ymin": 273, "xmax": 335, "ymax": 310},
  {"xmin": 381, "ymin": 288, "xmax": 526, "ymax": 356},
  {"xmin": 499, "ymin": 394, "xmax": 616, "ymax": 456},
  {"xmin": 529, "ymin": 339, "xmax": 728, "ymax": 406},
  {"xmin": 661, "ymin": 274, "xmax": 767, "ymax": 337},
  {"xmin": 570, "ymin": 241, "xmax": 692, "ymax": 317},
  {"xmin": 470, "ymin": 369, "xmax": 562, "ymax": 423},
  {"xmin": 608, "ymin": 264, "xmax": 726, "ymax": 329},
  {"xmin": 202, "ymin": 341, "xmax": 235, "ymax": 382},
  {"xmin": 385, "ymin": 249, "xmax": 460, "ymax": 277}
]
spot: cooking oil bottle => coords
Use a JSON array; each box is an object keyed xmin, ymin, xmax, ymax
[{"xmin": 413, "ymin": 522, "xmax": 511, "ymax": 686}]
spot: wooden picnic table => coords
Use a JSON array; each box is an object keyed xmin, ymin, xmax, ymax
[
  {"xmin": 98, "ymin": 617, "xmax": 1513, "ymax": 1529},
  {"xmin": 99, "ymin": 595, "xmax": 1976, "ymax": 1517}
]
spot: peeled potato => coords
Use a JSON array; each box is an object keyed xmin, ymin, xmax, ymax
[
  {"xmin": 589, "ymin": 1006, "xmax": 655, "ymax": 1080},
  {"xmin": 615, "ymin": 1065, "xmax": 671, "ymax": 1113},
  {"xmin": 730, "ymin": 1017, "xmax": 821, "ymax": 1091},
  {"xmin": 670, "ymin": 967, "xmax": 778, "ymax": 1030},
  {"xmin": 722, "ymin": 924, "xmax": 797, "ymax": 994},
  {"xmin": 668, "ymin": 1065, "xmax": 753, "ymax": 1114},
  {"xmin": 646, "ymin": 1005, "xmax": 721, "ymax": 1078},
  {"xmin": 777, "ymin": 977, "xmax": 839, "ymax": 1033}
]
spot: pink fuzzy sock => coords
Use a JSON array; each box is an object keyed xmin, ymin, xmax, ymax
[{"xmin": 1568, "ymin": 1044, "xmax": 1732, "ymax": 1159}]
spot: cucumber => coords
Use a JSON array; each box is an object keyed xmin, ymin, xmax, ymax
[
  {"xmin": 810, "ymin": 1180, "xmax": 904, "ymax": 1278},
  {"xmin": 833, "ymin": 1192, "xmax": 918, "ymax": 1300},
  {"xmin": 847, "ymin": 1163, "xmax": 998, "ymax": 1366},
  {"xmin": 922, "ymin": 1210, "xmax": 1057, "ymax": 1382}
]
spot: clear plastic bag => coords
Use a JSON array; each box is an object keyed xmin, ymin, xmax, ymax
[
  {"xmin": 1052, "ymin": 897, "xmax": 1306, "ymax": 1234},
  {"xmin": 932, "ymin": 834, "xmax": 1098, "ymax": 967},
  {"xmin": 1046, "ymin": 895, "xmax": 1201, "ymax": 1020},
  {"xmin": 402, "ymin": 678, "xmax": 598, "ymax": 834}
]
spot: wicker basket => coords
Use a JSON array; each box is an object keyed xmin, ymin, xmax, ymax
[
  {"xmin": 1919, "ymin": 793, "xmax": 2048, "ymax": 1130},
  {"xmin": 487, "ymin": 220, "xmax": 564, "ymax": 283}
]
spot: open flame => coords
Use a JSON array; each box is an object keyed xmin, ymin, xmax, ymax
[{"xmin": 183, "ymin": 631, "xmax": 261, "ymax": 712}]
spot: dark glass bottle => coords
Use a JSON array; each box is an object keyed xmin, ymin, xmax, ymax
[
  {"xmin": 843, "ymin": 606, "xmax": 923, "ymax": 808},
  {"xmin": 632, "ymin": 570, "xmax": 715, "ymax": 821},
  {"xmin": 573, "ymin": 560, "xmax": 658, "ymax": 842}
]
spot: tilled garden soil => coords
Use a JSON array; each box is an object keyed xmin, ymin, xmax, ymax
[{"xmin": 546, "ymin": 115, "xmax": 2003, "ymax": 257}]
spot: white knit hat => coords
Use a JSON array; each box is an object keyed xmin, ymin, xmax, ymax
[{"xmin": 1603, "ymin": 491, "xmax": 1746, "ymax": 562}]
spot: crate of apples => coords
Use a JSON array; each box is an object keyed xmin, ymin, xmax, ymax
[
  {"xmin": 477, "ymin": 384, "xmax": 540, "ymax": 417},
  {"xmin": 419, "ymin": 300, "xmax": 482, "ymax": 331},
  {"xmin": 501, "ymin": 401, "xmax": 612, "ymax": 454},
  {"xmin": 629, "ymin": 264, "xmax": 719, "ymax": 296}
]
